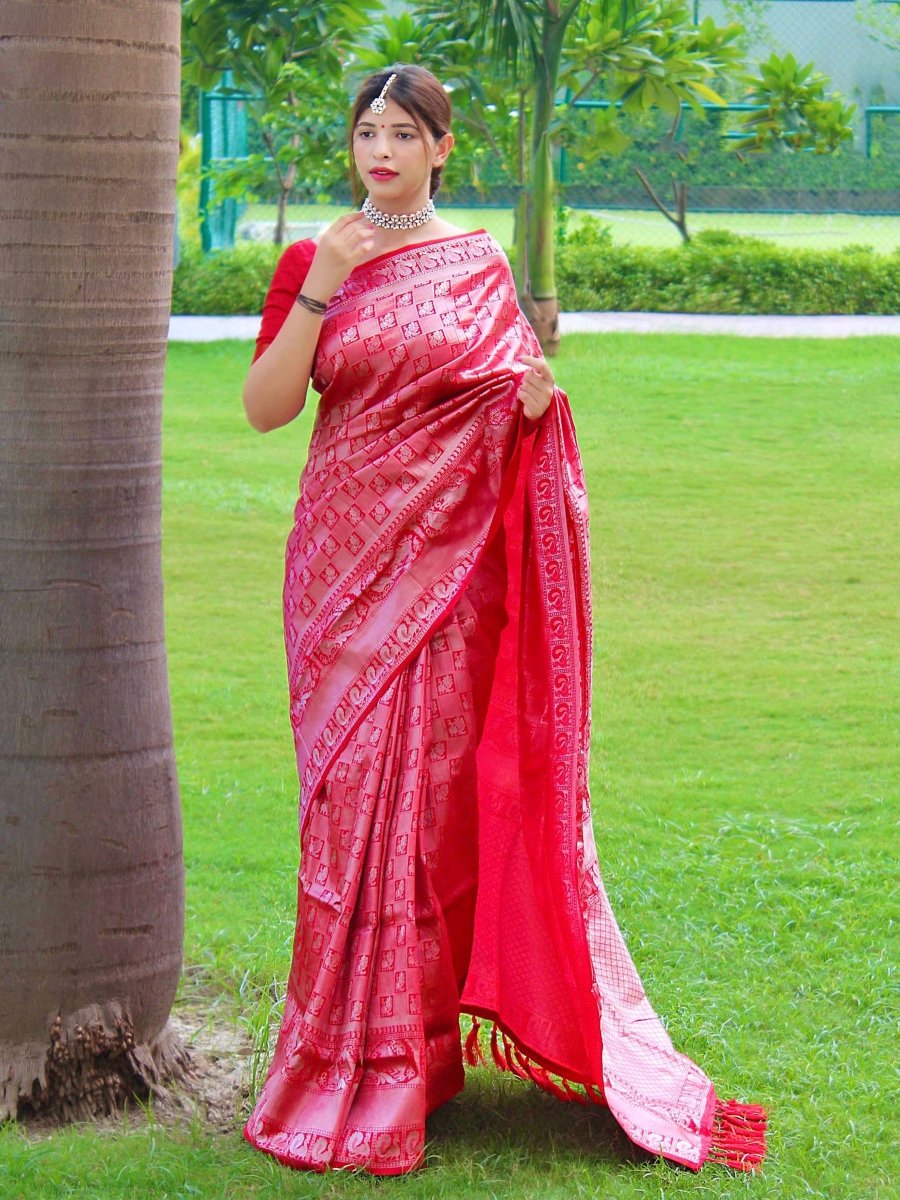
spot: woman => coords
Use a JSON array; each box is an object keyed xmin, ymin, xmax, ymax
[{"xmin": 241, "ymin": 64, "xmax": 767, "ymax": 1177}]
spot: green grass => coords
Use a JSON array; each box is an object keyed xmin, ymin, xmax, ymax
[
  {"xmin": 3, "ymin": 335, "xmax": 897, "ymax": 1198},
  {"xmin": 240, "ymin": 201, "xmax": 900, "ymax": 253}
]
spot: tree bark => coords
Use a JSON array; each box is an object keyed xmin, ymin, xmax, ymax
[
  {"xmin": 522, "ymin": 14, "xmax": 566, "ymax": 356},
  {"xmin": 275, "ymin": 186, "xmax": 289, "ymax": 246},
  {"xmin": 633, "ymin": 166, "xmax": 692, "ymax": 244},
  {"xmin": 0, "ymin": 0, "xmax": 190, "ymax": 1122}
]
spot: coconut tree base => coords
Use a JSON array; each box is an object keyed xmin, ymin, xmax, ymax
[
  {"xmin": 522, "ymin": 295, "xmax": 562, "ymax": 357},
  {"xmin": 1, "ymin": 1000, "xmax": 194, "ymax": 1124}
]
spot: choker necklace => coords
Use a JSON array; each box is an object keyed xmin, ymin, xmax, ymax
[{"xmin": 362, "ymin": 195, "xmax": 435, "ymax": 231}]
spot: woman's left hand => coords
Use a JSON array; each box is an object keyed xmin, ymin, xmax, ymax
[{"xmin": 517, "ymin": 354, "xmax": 555, "ymax": 421}]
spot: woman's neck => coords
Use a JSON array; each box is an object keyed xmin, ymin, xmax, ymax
[
  {"xmin": 363, "ymin": 191, "xmax": 431, "ymax": 216},
  {"xmin": 361, "ymin": 193, "xmax": 437, "ymax": 247}
]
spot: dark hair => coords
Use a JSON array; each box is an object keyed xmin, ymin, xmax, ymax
[{"xmin": 348, "ymin": 65, "xmax": 452, "ymax": 204}]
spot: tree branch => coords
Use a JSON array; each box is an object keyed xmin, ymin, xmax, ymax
[
  {"xmin": 563, "ymin": 69, "xmax": 601, "ymax": 112},
  {"xmin": 261, "ymin": 130, "xmax": 285, "ymax": 189},
  {"xmin": 633, "ymin": 166, "xmax": 691, "ymax": 243},
  {"xmin": 561, "ymin": 0, "xmax": 583, "ymax": 26}
]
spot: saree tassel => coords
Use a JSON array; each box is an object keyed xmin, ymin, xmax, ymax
[
  {"xmin": 489, "ymin": 1023, "xmax": 506, "ymax": 1072},
  {"xmin": 560, "ymin": 1076, "xmax": 591, "ymax": 1106},
  {"xmin": 463, "ymin": 1016, "xmax": 484, "ymax": 1067},
  {"xmin": 707, "ymin": 1097, "xmax": 768, "ymax": 1172},
  {"xmin": 516, "ymin": 1053, "xmax": 571, "ymax": 1102},
  {"xmin": 502, "ymin": 1034, "xmax": 529, "ymax": 1081},
  {"xmin": 511, "ymin": 1045, "xmax": 541, "ymax": 1083},
  {"xmin": 468, "ymin": 1017, "xmax": 608, "ymax": 1108}
]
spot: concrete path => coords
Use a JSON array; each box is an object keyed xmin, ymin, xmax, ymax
[{"xmin": 169, "ymin": 312, "xmax": 900, "ymax": 342}]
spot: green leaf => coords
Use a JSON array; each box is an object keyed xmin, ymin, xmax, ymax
[{"xmin": 686, "ymin": 79, "xmax": 728, "ymax": 107}]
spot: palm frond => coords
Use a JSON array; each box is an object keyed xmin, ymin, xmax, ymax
[{"xmin": 474, "ymin": 0, "xmax": 543, "ymax": 76}]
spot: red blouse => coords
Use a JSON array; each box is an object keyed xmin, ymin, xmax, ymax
[{"xmin": 252, "ymin": 239, "xmax": 317, "ymax": 363}]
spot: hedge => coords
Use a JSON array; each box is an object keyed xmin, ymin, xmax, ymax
[
  {"xmin": 171, "ymin": 228, "xmax": 900, "ymax": 316},
  {"xmin": 171, "ymin": 243, "xmax": 281, "ymax": 317},
  {"xmin": 556, "ymin": 224, "xmax": 900, "ymax": 314}
]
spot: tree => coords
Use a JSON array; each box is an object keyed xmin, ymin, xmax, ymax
[
  {"xmin": 729, "ymin": 52, "xmax": 856, "ymax": 155},
  {"xmin": 631, "ymin": 52, "xmax": 855, "ymax": 244},
  {"xmin": 0, "ymin": 1, "xmax": 189, "ymax": 1121},
  {"xmin": 495, "ymin": 1, "xmax": 747, "ymax": 351},
  {"xmin": 182, "ymin": 0, "xmax": 383, "ymax": 244}
]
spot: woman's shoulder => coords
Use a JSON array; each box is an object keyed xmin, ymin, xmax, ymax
[
  {"xmin": 279, "ymin": 237, "xmax": 318, "ymax": 263},
  {"xmin": 430, "ymin": 221, "xmax": 503, "ymax": 256},
  {"xmin": 428, "ymin": 217, "xmax": 471, "ymax": 238},
  {"xmin": 269, "ymin": 237, "xmax": 317, "ymax": 286}
]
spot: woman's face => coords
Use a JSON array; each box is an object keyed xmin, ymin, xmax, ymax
[{"xmin": 352, "ymin": 96, "xmax": 452, "ymax": 206}]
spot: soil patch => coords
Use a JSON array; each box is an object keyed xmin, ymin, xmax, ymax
[{"xmin": 16, "ymin": 1003, "xmax": 254, "ymax": 1140}]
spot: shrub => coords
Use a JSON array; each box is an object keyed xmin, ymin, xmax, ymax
[
  {"xmin": 171, "ymin": 243, "xmax": 281, "ymax": 315},
  {"xmin": 176, "ymin": 131, "xmax": 202, "ymax": 253},
  {"xmin": 170, "ymin": 231, "xmax": 900, "ymax": 316},
  {"xmin": 556, "ymin": 227, "xmax": 900, "ymax": 314}
]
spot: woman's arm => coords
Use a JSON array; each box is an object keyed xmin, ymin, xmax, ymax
[
  {"xmin": 242, "ymin": 299, "xmax": 326, "ymax": 433},
  {"xmin": 242, "ymin": 212, "xmax": 376, "ymax": 433}
]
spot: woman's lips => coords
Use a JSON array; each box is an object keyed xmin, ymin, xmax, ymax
[{"xmin": 370, "ymin": 169, "xmax": 398, "ymax": 178}]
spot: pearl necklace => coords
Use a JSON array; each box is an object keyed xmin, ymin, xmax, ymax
[{"xmin": 362, "ymin": 195, "xmax": 435, "ymax": 231}]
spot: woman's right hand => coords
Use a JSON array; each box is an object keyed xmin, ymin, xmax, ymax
[{"xmin": 303, "ymin": 211, "xmax": 377, "ymax": 303}]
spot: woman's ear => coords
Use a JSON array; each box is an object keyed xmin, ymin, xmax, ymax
[{"xmin": 432, "ymin": 131, "xmax": 454, "ymax": 168}]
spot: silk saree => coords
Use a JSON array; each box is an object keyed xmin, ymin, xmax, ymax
[{"xmin": 242, "ymin": 230, "xmax": 767, "ymax": 1175}]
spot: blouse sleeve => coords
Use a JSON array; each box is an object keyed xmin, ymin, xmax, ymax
[{"xmin": 252, "ymin": 239, "xmax": 318, "ymax": 363}]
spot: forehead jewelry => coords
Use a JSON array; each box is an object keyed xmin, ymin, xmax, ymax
[{"xmin": 369, "ymin": 73, "xmax": 397, "ymax": 114}]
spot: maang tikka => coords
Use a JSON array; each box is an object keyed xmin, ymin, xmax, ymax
[{"xmin": 369, "ymin": 73, "xmax": 398, "ymax": 114}]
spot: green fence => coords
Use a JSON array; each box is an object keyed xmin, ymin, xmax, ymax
[{"xmin": 199, "ymin": 73, "xmax": 250, "ymax": 252}]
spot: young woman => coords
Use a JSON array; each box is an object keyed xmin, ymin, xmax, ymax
[{"xmin": 241, "ymin": 64, "xmax": 767, "ymax": 1178}]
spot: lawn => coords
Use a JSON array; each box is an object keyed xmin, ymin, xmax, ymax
[
  {"xmin": 2, "ymin": 334, "xmax": 897, "ymax": 1199},
  {"xmin": 239, "ymin": 201, "xmax": 900, "ymax": 253}
]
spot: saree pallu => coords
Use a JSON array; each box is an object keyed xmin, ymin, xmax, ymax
[{"xmin": 242, "ymin": 231, "xmax": 767, "ymax": 1175}]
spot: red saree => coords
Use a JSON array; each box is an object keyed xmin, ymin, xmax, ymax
[{"xmin": 242, "ymin": 230, "xmax": 767, "ymax": 1175}]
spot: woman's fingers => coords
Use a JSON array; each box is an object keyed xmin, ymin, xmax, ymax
[
  {"xmin": 317, "ymin": 211, "xmax": 376, "ymax": 273},
  {"xmin": 516, "ymin": 354, "xmax": 554, "ymax": 420},
  {"xmin": 518, "ymin": 381, "xmax": 551, "ymax": 420},
  {"xmin": 332, "ymin": 214, "xmax": 373, "ymax": 246},
  {"xmin": 519, "ymin": 353, "xmax": 554, "ymax": 382},
  {"xmin": 342, "ymin": 212, "xmax": 376, "ymax": 258}
]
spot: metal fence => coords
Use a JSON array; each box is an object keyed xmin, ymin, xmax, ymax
[
  {"xmin": 434, "ymin": 1, "xmax": 900, "ymax": 250},
  {"xmin": 199, "ymin": 73, "xmax": 249, "ymax": 252},
  {"xmin": 542, "ymin": 0, "xmax": 900, "ymax": 251}
]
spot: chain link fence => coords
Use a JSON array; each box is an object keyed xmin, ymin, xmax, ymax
[{"xmin": 545, "ymin": 0, "xmax": 900, "ymax": 251}]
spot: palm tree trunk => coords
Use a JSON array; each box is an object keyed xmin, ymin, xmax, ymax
[
  {"xmin": 0, "ymin": 0, "xmax": 190, "ymax": 1122},
  {"xmin": 512, "ymin": 88, "xmax": 529, "ymax": 294},
  {"xmin": 521, "ymin": 14, "xmax": 566, "ymax": 355}
]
